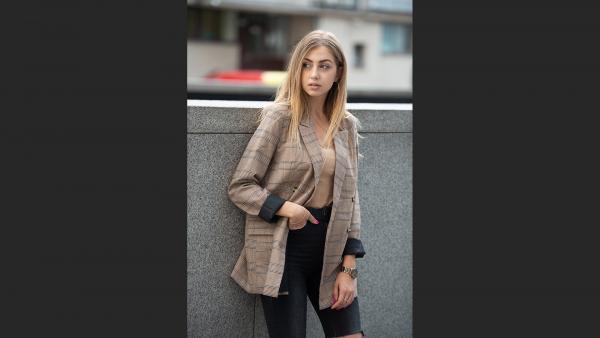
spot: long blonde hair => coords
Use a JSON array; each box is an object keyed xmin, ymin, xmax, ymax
[{"xmin": 259, "ymin": 30, "xmax": 350, "ymax": 149}]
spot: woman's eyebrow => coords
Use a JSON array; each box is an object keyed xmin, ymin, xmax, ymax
[{"xmin": 303, "ymin": 58, "xmax": 333, "ymax": 63}]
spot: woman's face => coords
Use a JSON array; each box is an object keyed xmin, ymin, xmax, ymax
[{"xmin": 301, "ymin": 46, "xmax": 339, "ymax": 99}]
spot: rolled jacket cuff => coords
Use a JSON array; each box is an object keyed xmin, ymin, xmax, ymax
[
  {"xmin": 342, "ymin": 238, "xmax": 366, "ymax": 258},
  {"xmin": 258, "ymin": 193, "xmax": 286, "ymax": 223}
]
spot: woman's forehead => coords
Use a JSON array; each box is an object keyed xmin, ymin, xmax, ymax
[{"xmin": 304, "ymin": 46, "xmax": 335, "ymax": 62}]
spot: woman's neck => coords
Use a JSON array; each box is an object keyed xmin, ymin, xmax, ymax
[{"xmin": 308, "ymin": 96, "xmax": 328, "ymax": 122}]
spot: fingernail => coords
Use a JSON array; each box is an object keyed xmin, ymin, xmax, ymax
[{"xmin": 316, "ymin": 220, "xmax": 320, "ymax": 224}]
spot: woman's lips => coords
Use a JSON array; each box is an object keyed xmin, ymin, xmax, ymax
[{"xmin": 308, "ymin": 84, "xmax": 321, "ymax": 89}]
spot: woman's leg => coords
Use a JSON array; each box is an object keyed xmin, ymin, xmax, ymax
[
  {"xmin": 261, "ymin": 224, "xmax": 316, "ymax": 338},
  {"xmin": 260, "ymin": 276, "xmax": 308, "ymax": 338}
]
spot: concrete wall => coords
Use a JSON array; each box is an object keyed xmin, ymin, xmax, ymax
[{"xmin": 188, "ymin": 100, "xmax": 412, "ymax": 337}]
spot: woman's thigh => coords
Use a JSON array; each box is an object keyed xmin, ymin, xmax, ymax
[{"xmin": 260, "ymin": 260, "xmax": 310, "ymax": 338}]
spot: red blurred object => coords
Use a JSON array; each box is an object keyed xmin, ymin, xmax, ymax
[{"xmin": 205, "ymin": 70, "xmax": 263, "ymax": 82}]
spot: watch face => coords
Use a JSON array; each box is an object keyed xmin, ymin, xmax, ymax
[{"xmin": 342, "ymin": 266, "xmax": 358, "ymax": 278}]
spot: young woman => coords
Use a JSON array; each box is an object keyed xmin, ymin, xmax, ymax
[{"xmin": 228, "ymin": 30, "xmax": 365, "ymax": 338}]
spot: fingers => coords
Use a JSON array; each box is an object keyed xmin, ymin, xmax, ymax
[
  {"xmin": 331, "ymin": 281, "xmax": 345, "ymax": 310},
  {"xmin": 301, "ymin": 207, "xmax": 319, "ymax": 225},
  {"xmin": 289, "ymin": 210, "xmax": 309, "ymax": 230},
  {"xmin": 288, "ymin": 207, "xmax": 319, "ymax": 230},
  {"xmin": 331, "ymin": 296, "xmax": 345, "ymax": 310},
  {"xmin": 307, "ymin": 213, "xmax": 319, "ymax": 224},
  {"xmin": 288, "ymin": 219, "xmax": 306, "ymax": 230},
  {"xmin": 331, "ymin": 281, "xmax": 354, "ymax": 310},
  {"xmin": 331, "ymin": 294, "xmax": 353, "ymax": 310}
]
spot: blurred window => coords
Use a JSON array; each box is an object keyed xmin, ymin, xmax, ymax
[
  {"xmin": 354, "ymin": 44, "xmax": 365, "ymax": 69},
  {"xmin": 382, "ymin": 23, "xmax": 411, "ymax": 54},
  {"xmin": 318, "ymin": 0, "xmax": 357, "ymax": 10},
  {"xmin": 188, "ymin": 7, "xmax": 223, "ymax": 41},
  {"xmin": 238, "ymin": 13, "xmax": 290, "ymax": 70},
  {"xmin": 369, "ymin": 0, "xmax": 413, "ymax": 13}
]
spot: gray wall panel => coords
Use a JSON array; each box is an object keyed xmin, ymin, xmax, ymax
[
  {"xmin": 188, "ymin": 132, "xmax": 255, "ymax": 337},
  {"xmin": 354, "ymin": 132, "xmax": 412, "ymax": 338}
]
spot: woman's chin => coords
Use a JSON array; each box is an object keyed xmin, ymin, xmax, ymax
[{"xmin": 304, "ymin": 89, "xmax": 327, "ymax": 97}]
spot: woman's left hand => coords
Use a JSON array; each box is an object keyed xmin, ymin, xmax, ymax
[{"xmin": 330, "ymin": 272, "xmax": 357, "ymax": 310}]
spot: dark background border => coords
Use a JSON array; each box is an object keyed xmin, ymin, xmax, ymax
[
  {"xmin": 414, "ymin": 1, "xmax": 600, "ymax": 337},
  {"xmin": 2, "ymin": 1, "xmax": 187, "ymax": 337}
]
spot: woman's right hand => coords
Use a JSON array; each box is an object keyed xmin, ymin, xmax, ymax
[{"xmin": 277, "ymin": 201, "xmax": 319, "ymax": 230}]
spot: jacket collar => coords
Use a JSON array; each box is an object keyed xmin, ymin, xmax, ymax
[{"xmin": 299, "ymin": 112, "xmax": 347, "ymax": 131}]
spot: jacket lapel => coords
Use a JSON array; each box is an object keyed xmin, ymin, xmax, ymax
[
  {"xmin": 331, "ymin": 129, "xmax": 349, "ymax": 205},
  {"xmin": 299, "ymin": 114, "xmax": 349, "ymax": 205},
  {"xmin": 299, "ymin": 115, "xmax": 324, "ymax": 189}
]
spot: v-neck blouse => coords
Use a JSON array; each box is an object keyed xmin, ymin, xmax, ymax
[{"xmin": 305, "ymin": 143, "xmax": 336, "ymax": 208}]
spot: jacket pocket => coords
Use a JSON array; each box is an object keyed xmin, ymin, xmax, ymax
[{"xmin": 246, "ymin": 232, "xmax": 273, "ymax": 288}]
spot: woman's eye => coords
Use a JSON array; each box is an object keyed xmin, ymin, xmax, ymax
[
  {"xmin": 302, "ymin": 63, "xmax": 311, "ymax": 69},
  {"xmin": 320, "ymin": 64, "xmax": 330, "ymax": 70}
]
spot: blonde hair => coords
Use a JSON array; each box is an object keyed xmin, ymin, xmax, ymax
[{"xmin": 258, "ymin": 30, "xmax": 351, "ymax": 149}]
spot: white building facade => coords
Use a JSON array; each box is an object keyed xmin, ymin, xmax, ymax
[{"xmin": 187, "ymin": 0, "xmax": 412, "ymax": 95}]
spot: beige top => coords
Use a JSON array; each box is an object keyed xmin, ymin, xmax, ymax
[{"xmin": 306, "ymin": 143, "xmax": 335, "ymax": 208}]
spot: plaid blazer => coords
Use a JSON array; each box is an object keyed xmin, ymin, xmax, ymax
[{"xmin": 227, "ymin": 102, "xmax": 365, "ymax": 310}]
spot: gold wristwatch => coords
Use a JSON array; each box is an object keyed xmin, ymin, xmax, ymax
[{"xmin": 341, "ymin": 265, "xmax": 358, "ymax": 279}]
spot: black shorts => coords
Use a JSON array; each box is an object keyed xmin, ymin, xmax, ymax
[{"xmin": 261, "ymin": 206, "xmax": 364, "ymax": 338}]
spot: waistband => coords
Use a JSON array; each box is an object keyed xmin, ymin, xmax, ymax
[{"xmin": 306, "ymin": 203, "xmax": 332, "ymax": 223}]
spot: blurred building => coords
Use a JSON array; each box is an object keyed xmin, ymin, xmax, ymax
[{"xmin": 188, "ymin": 0, "xmax": 412, "ymax": 101}]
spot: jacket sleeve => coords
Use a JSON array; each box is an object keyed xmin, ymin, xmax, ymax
[
  {"xmin": 342, "ymin": 116, "xmax": 366, "ymax": 258},
  {"xmin": 227, "ymin": 108, "xmax": 287, "ymax": 223}
]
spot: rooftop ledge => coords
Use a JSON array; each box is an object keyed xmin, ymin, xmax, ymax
[
  {"xmin": 187, "ymin": 100, "xmax": 412, "ymax": 111},
  {"xmin": 187, "ymin": 100, "xmax": 412, "ymax": 133}
]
